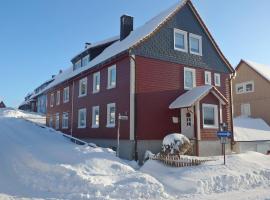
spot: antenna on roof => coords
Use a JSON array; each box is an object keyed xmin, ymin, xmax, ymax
[{"xmin": 85, "ymin": 42, "xmax": 91, "ymax": 49}]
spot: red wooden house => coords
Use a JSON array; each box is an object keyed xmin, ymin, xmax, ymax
[{"xmin": 42, "ymin": 0, "xmax": 234, "ymax": 161}]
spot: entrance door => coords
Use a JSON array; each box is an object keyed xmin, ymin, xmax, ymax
[
  {"xmin": 241, "ymin": 103, "xmax": 251, "ymax": 116},
  {"xmin": 181, "ymin": 107, "xmax": 194, "ymax": 138}
]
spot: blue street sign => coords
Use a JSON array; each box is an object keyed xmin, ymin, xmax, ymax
[{"xmin": 217, "ymin": 131, "xmax": 231, "ymax": 138}]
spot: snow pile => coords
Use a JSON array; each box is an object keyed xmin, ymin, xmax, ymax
[
  {"xmin": 141, "ymin": 151, "xmax": 270, "ymax": 198},
  {"xmin": 0, "ymin": 108, "xmax": 168, "ymax": 200},
  {"xmin": 162, "ymin": 133, "xmax": 191, "ymax": 154},
  {"xmin": 234, "ymin": 117, "xmax": 270, "ymax": 141}
]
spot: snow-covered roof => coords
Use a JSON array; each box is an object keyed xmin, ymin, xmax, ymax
[
  {"xmin": 71, "ymin": 35, "xmax": 120, "ymax": 61},
  {"xmin": 242, "ymin": 60, "xmax": 270, "ymax": 82},
  {"xmin": 234, "ymin": 117, "xmax": 270, "ymax": 142},
  {"xmin": 169, "ymin": 85, "xmax": 227, "ymax": 109}
]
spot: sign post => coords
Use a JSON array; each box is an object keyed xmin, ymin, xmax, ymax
[
  {"xmin": 217, "ymin": 123, "xmax": 231, "ymax": 165},
  {"xmin": 117, "ymin": 113, "xmax": 128, "ymax": 157}
]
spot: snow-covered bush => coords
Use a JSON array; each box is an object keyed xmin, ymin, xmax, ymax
[{"xmin": 161, "ymin": 133, "xmax": 191, "ymax": 155}]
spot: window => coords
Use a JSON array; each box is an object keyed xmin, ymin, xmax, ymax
[
  {"xmin": 214, "ymin": 73, "xmax": 221, "ymax": 87},
  {"xmin": 50, "ymin": 93, "xmax": 54, "ymax": 107},
  {"xmin": 189, "ymin": 33, "xmax": 202, "ymax": 56},
  {"xmin": 63, "ymin": 87, "xmax": 69, "ymax": 103},
  {"xmin": 202, "ymin": 104, "xmax": 218, "ymax": 129},
  {"xmin": 78, "ymin": 108, "xmax": 86, "ymax": 128},
  {"xmin": 241, "ymin": 103, "xmax": 251, "ymax": 116},
  {"xmin": 107, "ymin": 103, "xmax": 116, "ymax": 127},
  {"xmin": 79, "ymin": 77, "xmax": 87, "ymax": 97},
  {"xmin": 55, "ymin": 113, "xmax": 59, "ymax": 129},
  {"xmin": 107, "ymin": 65, "xmax": 116, "ymax": 89},
  {"xmin": 74, "ymin": 60, "xmax": 81, "ymax": 70},
  {"xmin": 93, "ymin": 72, "xmax": 100, "ymax": 93},
  {"xmin": 186, "ymin": 112, "xmax": 191, "ymax": 127},
  {"xmin": 62, "ymin": 112, "xmax": 69, "ymax": 129},
  {"xmin": 184, "ymin": 67, "xmax": 196, "ymax": 90},
  {"xmin": 174, "ymin": 28, "xmax": 188, "ymax": 52},
  {"xmin": 49, "ymin": 116, "xmax": 53, "ymax": 127},
  {"xmin": 205, "ymin": 71, "xmax": 212, "ymax": 85},
  {"xmin": 82, "ymin": 55, "xmax": 89, "ymax": 67},
  {"xmin": 236, "ymin": 81, "xmax": 254, "ymax": 94},
  {"xmin": 92, "ymin": 106, "xmax": 100, "ymax": 128},
  {"xmin": 56, "ymin": 91, "xmax": 60, "ymax": 105}
]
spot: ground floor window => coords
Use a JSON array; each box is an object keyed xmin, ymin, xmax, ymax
[
  {"xmin": 62, "ymin": 112, "xmax": 69, "ymax": 129},
  {"xmin": 202, "ymin": 104, "xmax": 218, "ymax": 129},
  {"xmin": 78, "ymin": 108, "xmax": 87, "ymax": 128},
  {"xmin": 55, "ymin": 113, "xmax": 59, "ymax": 129},
  {"xmin": 92, "ymin": 106, "xmax": 99, "ymax": 128},
  {"xmin": 107, "ymin": 103, "xmax": 116, "ymax": 127}
]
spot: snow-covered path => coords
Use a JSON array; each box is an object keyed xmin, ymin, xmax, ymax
[{"xmin": 0, "ymin": 109, "xmax": 168, "ymax": 200}]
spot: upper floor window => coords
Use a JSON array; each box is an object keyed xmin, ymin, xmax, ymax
[
  {"xmin": 79, "ymin": 77, "xmax": 87, "ymax": 97},
  {"xmin": 93, "ymin": 72, "xmax": 100, "ymax": 93},
  {"xmin": 78, "ymin": 108, "xmax": 86, "ymax": 128},
  {"xmin": 55, "ymin": 113, "xmax": 60, "ymax": 130},
  {"xmin": 214, "ymin": 73, "xmax": 221, "ymax": 87},
  {"xmin": 236, "ymin": 81, "xmax": 254, "ymax": 94},
  {"xmin": 50, "ymin": 93, "xmax": 54, "ymax": 107},
  {"xmin": 56, "ymin": 91, "xmax": 60, "ymax": 105},
  {"xmin": 205, "ymin": 71, "xmax": 212, "ymax": 85},
  {"xmin": 189, "ymin": 33, "xmax": 202, "ymax": 56},
  {"xmin": 174, "ymin": 28, "xmax": 188, "ymax": 52},
  {"xmin": 202, "ymin": 104, "xmax": 218, "ymax": 129},
  {"xmin": 62, "ymin": 112, "xmax": 69, "ymax": 129},
  {"xmin": 107, "ymin": 103, "xmax": 116, "ymax": 128},
  {"xmin": 74, "ymin": 60, "xmax": 82, "ymax": 70},
  {"xmin": 184, "ymin": 67, "xmax": 196, "ymax": 90},
  {"xmin": 63, "ymin": 87, "xmax": 69, "ymax": 103},
  {"xmin": 92, "ymin": 106, "xmax": 100, "ymax": 128},
  {"xmin": 82, "ymin": 55, "xmax": 89, "ymax": 67},
  {"xmin": 107, "ymin": 65, "xmax": 116, "ymax": 89}
]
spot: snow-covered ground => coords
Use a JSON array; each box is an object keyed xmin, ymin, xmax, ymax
[{"xmin": 0, "ymin": 108, "xmax": 270, "ymax": 200}]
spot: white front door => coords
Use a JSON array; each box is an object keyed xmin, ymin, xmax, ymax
[
  {"xmin": 241, "ymin": 103, "xmax": 251, "ymax": 116},
  {"xmin": 181, "ymin": 107, "xmax": 194, "ymax": 139}
]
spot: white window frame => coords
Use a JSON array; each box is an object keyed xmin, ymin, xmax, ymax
[
  {"xmin": 62, "ymin": 112, "xmax": 69, "ymax": 129},
  {"xmin": 63, "ymin": 87, "xmax": 69, "ymax": 103},
  {"xmin": 55, "ymin": 113, "xmax": 59, "ymax": 129},
  {"xmin": 107, "ymin": 65, "xmax": 116, "ymax": 89},
  {"xmin": 107, "ymin": 103, "xmax": 116, "ymax": 128},
  {"xmin": 202, "ymin": 104, "xmax": 219, "ymax": 129},
  {"xmin": 50, "ymin": 93, "xmax": 54, "ymax": 107},
  {"xmin": 82, "ymin": 55, "xmax": 89, "ymax": 67},
  {"xmin": 79, "ymin": 77, "xmax": 87, "ymax": 97},
  {"xmin": 74, "ymin": 59, "xmax": 81, "ymax": 70},
  {"xmin": 204, "ymin": 71, "xmax": 212, "ymax": 85},
  {"xmin": 184, "ymin": 67, "xmax": 196, "ymax": 90},
  {"xmin": 93, "ymin": 71, "xmax": 100, "ymax": 93},
  {"xmin": 92, "ymin": 106, "xmax": 100, "ymax": 128},
  {"xmin": 214, "ymin": 73, "xmax": 221, "ymax": 87},
  {"xmin": 189, "ymin": 33, "xmax": 202, "ymax": 56},
  {"xmin": 236, "ymin": 81, "xmax": 254, "ymax": 94},
  {"xmin": 56, "ymin": 91, "xmax": 60, "ymax": 105},
  {"xmin": 78, "ymin": 108, "xmax": 87, "ymax": 129},
  {"xmin": 174, "ymin": 28, "xmax": 188, "ymax": 52}
]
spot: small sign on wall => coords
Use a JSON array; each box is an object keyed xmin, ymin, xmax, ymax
[{"xmin": 172, "ymin": 117, "xmax": 179, "ymax": 124}]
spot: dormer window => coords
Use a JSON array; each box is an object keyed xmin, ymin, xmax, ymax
[
  {"xmin": 189, "ymin": 33, "xmax": 202, "ymax": 56},
  {"xmin": 174, "ymin": 29, "xmax": 188, "ymax": 52},
  {"xmin": 82, "ymin": 55, "xmax": 89, "ymax": 67},
  {"xmin": 74, "ymin": 60, "xmax": 81, "ymax": 70}
]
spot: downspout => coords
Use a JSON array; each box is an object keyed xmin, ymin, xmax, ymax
[
  {"xmin": 129, "ymin": 52, "xmax": 138, "ymax": 161},
  {"xmin": 229, "ymin": 72, "xmax": 236, "ymax": 150},
  {"xmin": 70, "ymin": 80, "xmax": 75, "ymax": 137}
]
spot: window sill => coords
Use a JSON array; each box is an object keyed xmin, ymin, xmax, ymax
[
  {"xmin": 63, "ymin": 100, "xmax": 69, "ymax": 103},
  {"xmin": 78, "ymin": 94, "xmax": 87, "ymax": 98},
  {"xmin": 203, "ymin": 125, "xmax": 218, "ymax": 129},
  {"xmin": 92, "ymin": 125, "xmax": 99, "ymax": 129},
  {"xmin": 92, "ymin": 90, "xmax": 100, "ymax": 94},
  {"xmin": 107, "ymin": 85, "xmax": 116, "ymax": 90},
  {"xmin": 174, "ymin": 47, "xmax": 188, "ymax": 53},
  {"xmin": 106, "ymin": 124, "xmax": 115, "ymax": 128},
  {"xmin": 190, "ymin": 51, "xmax": 202, "ymax": 56},
  {"xmin": 78, "ymin": 126, "xmax": 86, "ymax": 129},
  {"xmin": 214, "ymin": 84, "xmax": 221, "ymax": 87}
]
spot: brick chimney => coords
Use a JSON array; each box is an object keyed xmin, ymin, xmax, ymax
[{"xmin": 120, "ymin": 15, "xmax": 133, "ymax": 41}]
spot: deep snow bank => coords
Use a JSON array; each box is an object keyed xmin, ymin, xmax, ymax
[{"xmin": 141, "ymin": 151, "xmax": 270, "ymax": 196}]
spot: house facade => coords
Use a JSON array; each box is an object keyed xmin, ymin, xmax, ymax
[
  {"xmin": 45, "ymin": 0, "xmax": 234, "ymax": 161},
  {"xmin": 233, "ymin": 60, "xmax": 270, "ymax": 125}
]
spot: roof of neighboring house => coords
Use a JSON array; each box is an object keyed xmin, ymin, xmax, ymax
[
  {"xmin": 27, "ymin": 0, "xmax": 234, "ymax": 96},
  {"xmin": 234, "ymin": 117, "xmax": 270, "ymax": 142},
  {"xmin": 169, "ymin": 85, "xmax": 228, "ymax": 109},
  {"xmin": 237, "ymin": 60, "xmax": 270, "ymax": 83}
]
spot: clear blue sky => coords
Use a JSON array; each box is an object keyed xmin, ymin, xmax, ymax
[{"xmin": 0, "ymin": 0, "xmax": 269, "ymax": 107}]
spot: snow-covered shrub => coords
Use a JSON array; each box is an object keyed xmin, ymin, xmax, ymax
[{"xmin": 161, "ymin": 133, "xmax": 191, "ymax": 155}]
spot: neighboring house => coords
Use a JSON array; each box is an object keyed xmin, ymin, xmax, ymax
[
  {"xmin": 0, "ymin": 101, "xmax": 6, "ymax": 108},
  {"xmin": 42, "ymin": 0, "xmax": 234, "ymax": 161},
  {"xmin": 233, "ymin": 117, "xmax": 270, "ymax": 155},
  {"xmin": 233, "ymin": 60, "xmax": 270, "ymax": 125},
  {"xmin": 19, "ymin": 78, "xmax": 54, "ymax": 113}
]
